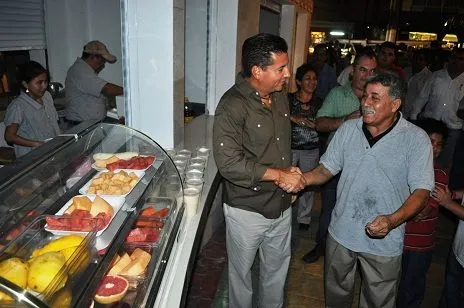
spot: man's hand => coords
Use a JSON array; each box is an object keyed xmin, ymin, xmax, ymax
[
  {"xmin": 365, "ymin": 215, "xmax": 394, "ymax": 238},
  {"xmin": 275, "ymin": 167, "xmax": 306, "ymax": 193}
]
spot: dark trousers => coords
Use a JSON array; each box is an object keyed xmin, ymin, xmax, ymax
[
  {"xmin": 315, "ymin": 173, "xmax": 340, "ymax": 248},
  {"xmin": 439, "ymin": 250, "xmax": 464, "ymax": 308},
  {"xmin": 397, "ymin": 250, "xmax": 433, "ymax": 308}
]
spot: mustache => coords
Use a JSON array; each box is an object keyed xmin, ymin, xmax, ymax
[{"xmin": 362, "ymin": 107, "xmax": 375, "ymax": 115}]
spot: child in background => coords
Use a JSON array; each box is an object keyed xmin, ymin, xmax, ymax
[
  {"xmin": 397, "ymin": 119, "xmax": 449, "ymax": 308},
  {"xmin": 432, "ymin": 185, "xmax": 464, "ymax": 307}
]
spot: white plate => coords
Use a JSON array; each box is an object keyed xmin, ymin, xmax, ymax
[
  {"xmin": 91, "ymin": 155, "xmax": 155, "ymax": 172},
  {"xmin": 79, "ymin": 169, "xmax": 145, "ymax": 197},
  {"xmin": 44, "ymin": 195, "xmax": 125, "ymax": 236},
  {"xmin": 90, "ymin": 163, "xmax": 107, "ymax": 171}
]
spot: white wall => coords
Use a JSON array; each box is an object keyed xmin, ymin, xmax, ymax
[
  {"xmin": 185, "ymin": 0, "xmax": 208, "ymax": 104},
  {"xmin": 44, "ymin": 0, "xmax": 122, "ymax": 86},
  {"xmin": 206, "ymin": 0, "xmax": 239, "ymax": 115}
]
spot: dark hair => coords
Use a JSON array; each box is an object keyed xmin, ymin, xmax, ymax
[
  {"xmin": 365, "ymin": 72, "xmax": 406, "ymax": 103},
  {"xmin": 353, "ymin": 47, "xmax": 376, "ymax": 66},
  {"xmin": 241, "ymin": 33, "xmax": 288, "ymax": 77},
  {"xmin": 295, "ymin": 64, "xmax": 317, "ymax": 82},
  {"xmin": 415, "ymin": 118, "xmax": 448, "ymax": 142},
  {"xmin": 295, "ymin": 64, "xmax": 317, "ymax": 90},
  {"xmin": 380, "ymin": 41, "xmax": 397, "ymax": 55},
  {"xmin": 18, "ymin": 61, "xmax": 49, "ymax": 88}
]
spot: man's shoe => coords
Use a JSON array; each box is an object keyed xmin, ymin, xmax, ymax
[
  {"xmin": 302, "ymin": 246, "xmax": 324, "ymax": 264},
  {"xmin": 299, "ymin": 223, "xmax": 309, "ymax": 230}
]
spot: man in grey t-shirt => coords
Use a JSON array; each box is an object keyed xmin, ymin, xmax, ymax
[
  {"xmin": 65, "ymin": 40, "xmax": 123, "ymax": 123},
  {"xmin": 279, "ymin": 73, "xmax": 434, "ymax": 307}
]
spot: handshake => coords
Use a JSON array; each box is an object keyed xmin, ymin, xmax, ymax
[{"xmin": 275, "ymin": 167, "xmax": 306, "ymax": 193}]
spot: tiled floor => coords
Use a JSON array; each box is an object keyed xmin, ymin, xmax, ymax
[{"xmin": 186, "ymin": 192, "xmax": 458, "ymax": 307}]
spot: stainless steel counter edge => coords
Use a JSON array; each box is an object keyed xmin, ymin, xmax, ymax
[{"xmin": 154, "ymin": 115, "xmax": 221, "ymax": 308}]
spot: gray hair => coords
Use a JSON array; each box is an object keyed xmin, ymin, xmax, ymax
[{"xmin": 365, "ymin": 72, "xmax": 406, "ymax": 103}]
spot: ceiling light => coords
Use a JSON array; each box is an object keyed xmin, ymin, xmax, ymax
[{"xmin": 330, "ymin": 31, "xmax": 345, "ymax": 36}]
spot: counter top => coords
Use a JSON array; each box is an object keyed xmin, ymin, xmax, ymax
[{"xmin": 154, "ymin": 115, "xmax": 220, "ymax": 308}]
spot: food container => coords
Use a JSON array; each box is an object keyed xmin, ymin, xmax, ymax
[
  {"xmin": 134, "ymin": 197, "xmax": 174, "ymax": 229},
  {"xmin": 0, "ymin": 215, "xmax": 96, "ymax": 305},
  {"xmin": 107, "ymin": 244, "xmax": 157, "ymax": 290},
  {"xmin": 124, "ymin": 223, "xmax": 164, "ymax": 247}
]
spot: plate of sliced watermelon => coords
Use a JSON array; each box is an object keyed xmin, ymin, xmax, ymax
[{"xmin": 45, "ymin": 195, "xmax": 125, "ymax": 236}]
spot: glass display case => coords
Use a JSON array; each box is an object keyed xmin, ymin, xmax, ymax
[{"xmin": 0, "ymin": 123, "xmax": 184, "ymax": 307}]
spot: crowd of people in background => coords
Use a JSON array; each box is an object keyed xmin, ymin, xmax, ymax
[
  {"xmin": 214, "ymin": 33, "xmax": 464, "ymax": 308},
  {"xmin": 291, "ymin": 40, "xmax": 464, "ymax": 307}
]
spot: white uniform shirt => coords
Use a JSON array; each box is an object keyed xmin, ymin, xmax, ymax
[
  {"xmin": 410, "ymin": 69, "xmax": 464, "ymax": 129},
  {"xmin": 65, "ymin": 58, "xmax": 108, "ymax": 121},
  {"xmin": 403, "ymin": 67, "xmax": 432, "ymax": 119}
]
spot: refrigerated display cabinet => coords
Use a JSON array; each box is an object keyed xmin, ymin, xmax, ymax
[{"xmin": 0, "ymin": 122, "xmax": 185, "ymax": 307}]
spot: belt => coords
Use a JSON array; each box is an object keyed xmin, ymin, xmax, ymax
[{"xmin": 64, "ymin": 119, "xmax": 82, "ymax": 126}]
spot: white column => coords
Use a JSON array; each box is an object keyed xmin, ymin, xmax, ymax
[
  {"xmin": 185, "ymin": 0, "xmax": 208, "ymax": 104},
  {"xmin": 121, "ymin": 0, "xmax": 184, "ymax": 148},
  {"xmin": 206, "ymin": 0, "xmax": 239, "ymax": 115}
]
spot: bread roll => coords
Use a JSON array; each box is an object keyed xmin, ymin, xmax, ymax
[
  {"xmin": 93, "ymin": 153, "xmax": 114, "ymax": 161},
  {"xmin": 115, "ymin": 152, "xmax": 139, "ymax": 160}
]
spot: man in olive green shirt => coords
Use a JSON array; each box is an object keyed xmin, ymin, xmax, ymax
[
  {"xmin": 302, "ymin": 47, "xmax": 378, "ymax": 264},
  {"xmin": 213, "ymin": 33, "xmax": 305, "ymax": 308}
]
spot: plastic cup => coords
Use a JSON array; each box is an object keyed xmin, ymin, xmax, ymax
[
  {"xmin": 196, "ymin": 147, "xmax": 210, "ymax": 158},
  {"xmin": 190, "ymin": 156, "xmax": 206, "ymax": 164},
  {"xmin": 185, "ymin": 169, "xmax": 203, "ymax": 180},
  {"xmin": 174, "ymin": 160, "xmax": 187, "ymax": 168},
  {"xmin": 185, "ymin": 178, "xmax": 204, "ymax": 191},
  {"xmin": 184, "ymin": 187, "xmax": 200, "ymax": 218},
  {"xmin": 177, "ymin": 149, "xmax": 192, "ymax": 158},
  {"xmin": 173, "ymin": 154, "xmax": 189, "ymax": 163},
  {"xmin": 187, "ymin": 162, "xmax": 205, "ymax": 171}
]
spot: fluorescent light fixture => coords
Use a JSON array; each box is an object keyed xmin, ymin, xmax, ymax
[{"xmin": 330, "ymin": 31, "xmax": 345, "ymax": 36}]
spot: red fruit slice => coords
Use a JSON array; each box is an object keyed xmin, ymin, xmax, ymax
[{"xmin": 94, "ymin": 275, "xmax": 129, "ymax": 304}]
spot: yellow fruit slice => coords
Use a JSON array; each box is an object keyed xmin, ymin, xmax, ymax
[
  {"xmin": 0, "ymin": 257, "xmax": 29, "ymax": 301},
  {"xmin": 28, "ymin": 252, "xmax": 67, "ymax": 293},
  {"xmin": 31, "ymin": 235, "xmax": 85, "ymax": 259}
]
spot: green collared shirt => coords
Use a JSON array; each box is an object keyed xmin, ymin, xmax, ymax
[
  {"xmin": 213, "ymin": 73, "xmax": 292, "ymax": 219},
  {"xmin": 316, "ymin": 83, "xmax": 360, "ymax": 119}
]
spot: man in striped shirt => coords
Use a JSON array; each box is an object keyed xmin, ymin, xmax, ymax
[{"xmin": 397, "ymin": 118, "xmax": 449, "ymax": 308}]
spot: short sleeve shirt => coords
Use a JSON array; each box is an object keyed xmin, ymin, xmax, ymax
[
  {"xmin": 316, "ymin": 83, "xmax": 360, "ymax": 119},
  {"xmin": 452, "ymin": 198, "xmax": 464, "ymax": 267},
  {"xmin": 65, "ymin": 58, "xmax": 108, "ymax": 121},
  {"xmin": 321, "ymin": 116, "xmax": 434, "ymax": 256},
  {"xmin": 4, "ymin": 91, "xmax": 60, "ymax": 157}
]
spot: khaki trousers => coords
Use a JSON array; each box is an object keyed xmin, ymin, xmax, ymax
[
  {"xmin": 325, "ymin": 234, "xmax": 402, "ymax": 308},
  {"xmin": 224, "ymin": 203, "xmax": 292, "ymax": 308}
]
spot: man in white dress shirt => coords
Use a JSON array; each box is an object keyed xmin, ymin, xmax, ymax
[
  {"xmin": 402, "ymin": 49, "xmax": 432, "ymax": 119},
  {"xmin": 410, "ymin": 48, "xmax": 464, "ymax": 170}
]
